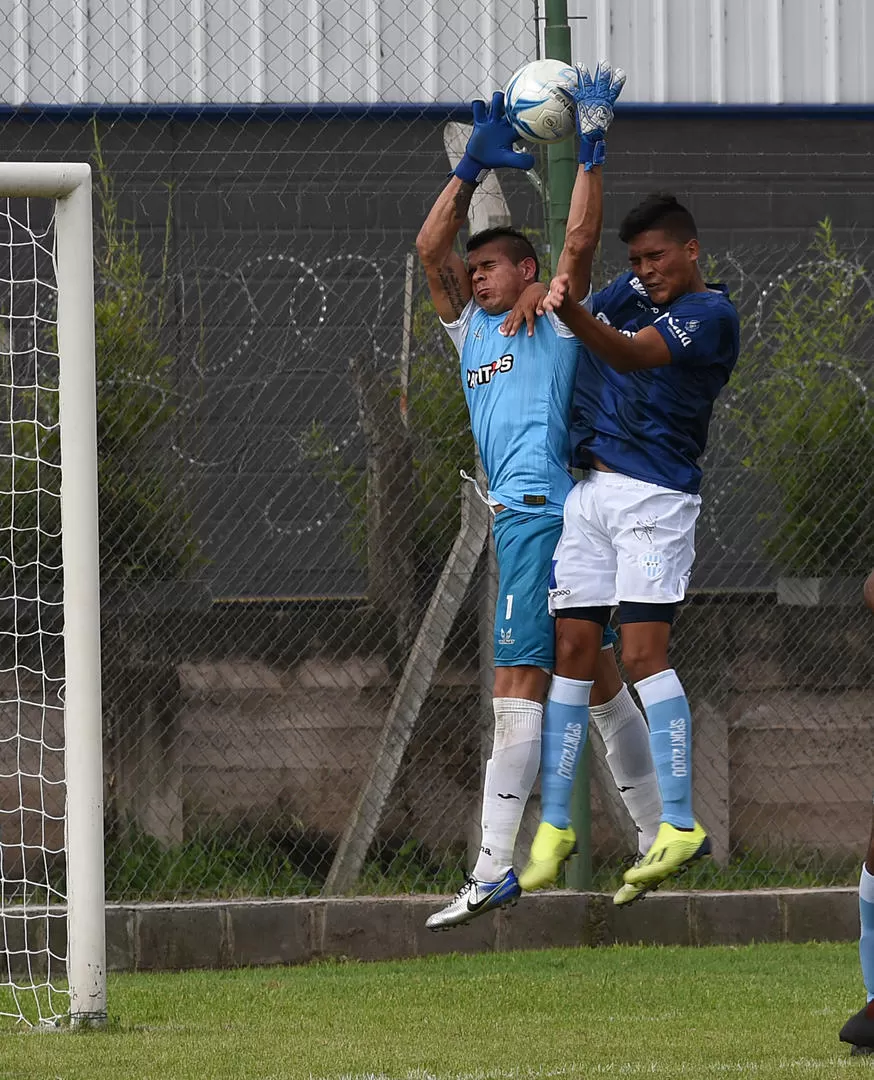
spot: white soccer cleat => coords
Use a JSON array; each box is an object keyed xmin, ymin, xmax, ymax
[{"xmin": 425, "ymin": 870, "xmax": 521, "ymax": 930}]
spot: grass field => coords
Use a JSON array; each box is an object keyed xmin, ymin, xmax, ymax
[{"xmin": 0, "ymin": 943, "xmax": 869, "ymax": 1080}]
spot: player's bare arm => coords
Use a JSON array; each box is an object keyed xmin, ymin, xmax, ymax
[
  {"xmin": 500, "ymin": 165, "xmax": 603, "ymax": 339},
  {"xmin": 415, "ymin": 177, "xmax": 475, "ymax": 322},
  {"xmin": 544, "ymin": 272, "xmax": 671, "ymax": 371},
  {"xmin": 556, "ymin": 164, "xmax": 603, "ymax": 300}
]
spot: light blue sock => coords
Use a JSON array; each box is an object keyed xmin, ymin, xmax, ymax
[
  {"xmin": 860, "ymin": 865, "xmax": 874, "ymax": 1002},
  {"xmin": 540, "ymin": 675, "xmax": 592, "ymax": 830},
  {"xmin": 635, "ymin": 669, "xmax": 694, "ymax": 830}
]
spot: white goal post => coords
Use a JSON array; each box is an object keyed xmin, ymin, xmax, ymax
[{"xmin": 0, "ymin": 163, "xmax": 105, "ymax": 1027}]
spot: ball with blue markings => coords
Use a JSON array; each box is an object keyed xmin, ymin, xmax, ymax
[{"xmin": 504, "ymin": 59, "xmax": 577, "ymax": 144}]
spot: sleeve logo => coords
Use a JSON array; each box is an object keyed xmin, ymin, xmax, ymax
[
  {"xmin": 467, "ymin": 353, "xmax": 514, "ymax": 388},
  {"xmin": 665, "ymin": 316, "xmax": 692, "ymax": 347}
]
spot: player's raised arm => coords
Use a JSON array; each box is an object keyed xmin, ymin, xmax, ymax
[
  {"xmin": 556, "ymin": 62, "xmax": 626, "ymax": 302},
  {"xmin": 416, "ymin": 177, "xmax": 476, "ymax": 322},
  {"xmin": 416, "ymin": 93, "xmax": 534, "ymax": 323}
]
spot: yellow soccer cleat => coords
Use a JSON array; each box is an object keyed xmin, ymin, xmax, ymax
[
  {"xmin": 518, "ymin": 822, "xmax": 577, "ymax": 891},
  {"xmin": 612, "ymin": 853, "xmax": 649, "ymax": 906},
  {"xmin": 613, "ymin": 877, "xmax": 647, "ymax": 907},
  {"xmin": 622, "ymin": 820, "xmax": 711, "ymax": 892}
]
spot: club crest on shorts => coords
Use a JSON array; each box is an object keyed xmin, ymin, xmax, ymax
[{"xmin": 638, "ymin": 551, "xmax": 664, "ymax": 580}]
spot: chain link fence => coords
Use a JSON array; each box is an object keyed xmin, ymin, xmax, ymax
[{"xmin": 0, "ymin": 0, "xmax": 872, "ymax": 909}]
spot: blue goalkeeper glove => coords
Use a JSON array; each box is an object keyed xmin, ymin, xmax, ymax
[
  {"xmin": 573, "ymin": 61, "xmax": 626, "ymax": 170},
  {"xmin": 454, "ymin": 91, "xmax": 536, "ymax": 184}
]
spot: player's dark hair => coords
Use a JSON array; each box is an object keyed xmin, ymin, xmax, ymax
[
  {"xmin": 618, "ymin": 192, "xmax": 698, "ymax": 245},
  {"xmin": 466, "ymin": 227, "xmax": 540, "ymax": 279}
]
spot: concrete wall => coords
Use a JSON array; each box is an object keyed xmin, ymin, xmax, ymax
[
  {"xmin": 2, "ymin": 588, "xmax": 871, "ymax": 889},
  {"xmin": 9, "ymin": 887, "xmax": 864, "ymax": 978},
  {"xmin": 152, "ymin": 592, "xmax": 874, "ymax": 867}
]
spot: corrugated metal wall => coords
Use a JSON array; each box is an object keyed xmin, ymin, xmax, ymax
[{"xmin": 1, "ymin": 0, "xmax": 872, "ymax": 108}]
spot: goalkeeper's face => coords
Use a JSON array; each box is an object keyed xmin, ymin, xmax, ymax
[
  {"xmin": 627, "ymin": 229, "xmax": 700, "ymax": 307},
  {"xmin": 468, "ymin": 242, "xmax": 538, "ymax": 315}
]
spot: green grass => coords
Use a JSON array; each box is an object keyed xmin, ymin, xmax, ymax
[{"xmin": 0, "ymin": 943, "xmax": 868, "ymax": 1079}]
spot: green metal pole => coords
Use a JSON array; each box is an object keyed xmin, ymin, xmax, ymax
[
  {"xmin": 543, "ymin": 0, "xmax": 592, "ymax": 892},
  {"xmin": 543, "ymin": 0, "xmax": 575, "ymax": 272}
]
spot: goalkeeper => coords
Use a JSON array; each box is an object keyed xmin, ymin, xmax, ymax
[{"xmin": 416, "ymin": 64, "xmax": 663, "ymax": 930}]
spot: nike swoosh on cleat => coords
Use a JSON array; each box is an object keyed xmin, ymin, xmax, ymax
[
  {"xmin": 466, "ymin": 890, "xmax": 502, "ymax": 912},
  {"xmin": 496, "ymin": 793, "xmax": 520, "ymax": 800}
]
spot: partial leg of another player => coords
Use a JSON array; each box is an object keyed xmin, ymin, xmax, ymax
[
  {"xmin": 839, "ymin": 807, "xmax": 874, "ymax": 1054},
  {"xmin": 838, "ymin": 570, "xmax": 874, "ymax": 1053}
]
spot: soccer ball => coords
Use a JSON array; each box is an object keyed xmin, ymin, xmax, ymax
[{"xmin": 504, "ymin": 59, "xmax": 577, "ymax": 144}]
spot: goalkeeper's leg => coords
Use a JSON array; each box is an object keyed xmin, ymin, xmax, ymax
[
  {"xmin": 426, "ymin": 511, "xmax": 556, "ymax": 930},
  {"xmin": 424, "ymin": 669, "xmax": 544, "ymax": 930}
]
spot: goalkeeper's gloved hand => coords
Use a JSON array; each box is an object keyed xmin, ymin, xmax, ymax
[
  {"xmin": 454, "ymin": 91, "xmax": 536, "ymax": 184},
  {"xmin": 573, "ymin": 60, "xmax": 627, "ymax": 170}
]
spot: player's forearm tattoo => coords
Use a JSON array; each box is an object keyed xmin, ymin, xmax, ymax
[
  {"xmin": 437, "ymin": 265, "xmax": 467, "ymax": 318},
  {"xmin": 452, "ymin": 182, "xmax": 476, "ymax": 224}
]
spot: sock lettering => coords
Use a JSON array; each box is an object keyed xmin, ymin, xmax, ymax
[
  {"xmin": 557, "ymin": 721, "xmax": 583, "ymax": 781},
  {"xmin": 670, "ymin": 716, "xmax": 687, "ymax": 777}
]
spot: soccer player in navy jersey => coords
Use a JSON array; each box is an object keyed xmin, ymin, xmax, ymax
[
  {"xmin": 507, "ymin": 171, "xmax": 740, "ymax": 902},
  {"xmin": 416, "ymin": 67, "xmax": 665, "ymax": 929},
  {"xmin": 839, "ymin": 569, "xmax": 874, "ymax": 1054}
]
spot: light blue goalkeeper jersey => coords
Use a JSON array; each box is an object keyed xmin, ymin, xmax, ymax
[{"xmin": 442, "ymin": 299, "xmax": 579, "ymax": 515}]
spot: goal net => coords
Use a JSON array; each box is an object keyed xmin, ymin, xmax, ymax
[{"xmin": 0, "ymin": 165, "xmax": 105, "ymax": 1028}]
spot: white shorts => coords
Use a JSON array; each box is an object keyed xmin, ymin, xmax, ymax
[{"xmin": 548, "ymin": 470, "xmax": 701, "ymax": 612}]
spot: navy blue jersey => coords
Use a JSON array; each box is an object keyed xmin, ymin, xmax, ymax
[{"xmin": 570, "ymin": 271, "xmax": 740, "ymax": 494}]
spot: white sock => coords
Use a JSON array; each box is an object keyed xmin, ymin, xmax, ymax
[
  {"xmin": 473, "ymin": 697, "xmax": 542, "ymax": 881},
  {"xmin": 589, "ymin": 685, "xmax": 662, "ymax": 854}
]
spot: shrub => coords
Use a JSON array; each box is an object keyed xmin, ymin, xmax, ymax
[{"xmin": 729, "ymin": 220, "xmax": 874, "ymax": 577}]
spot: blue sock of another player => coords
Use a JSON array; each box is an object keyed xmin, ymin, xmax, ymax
[
  {"xmin": 860, "ymin": 864, "xmax": 874, "ymax": 1002},
  {"xmin": 540, "ymin": 675, "xmax": 592, "ymax": 830},
  {"xmin": 635, "ymin": 669, "xmax": 695, "ymax": 830}
]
